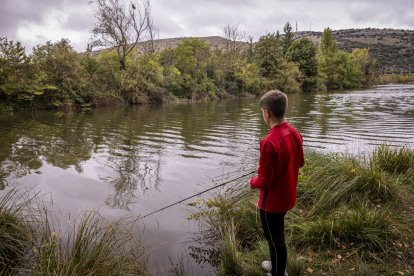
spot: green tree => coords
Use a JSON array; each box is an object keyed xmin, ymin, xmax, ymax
[
  {"xmin": 255, "ymin": 33, "xmax": 301, "ymax": 92},
  {"xmin": 283, "ymin": 22, "xmax": 294, "ymax": 54},
  {"xmin": 32, "ymin": 39, "xmax": 84, "ymax": 108},
  {"xmin": 160, "ymin": 38, "xmax": 211, "ymax": 99},
  {"xmin": 137, "ymin": 53, "xmax": 164, "ymax": 85},
  {"xmin": 320, "ymin": 28, "xmax": 337, "ymax": 55},
  {"xmin": 172, "ymin": 38, "xmax": 210, "ymax": 78},
  {"xmin": 318, "ymin": 28, "xmax": 345, "ymax": 91},
  {"xmin": 254, "ymin": 33, "xmax": 284, "ymax": 78},
  {"xmin": 286, "ymin": 38, "xmax": 318, "ymax": 92},
  {"xmin": 0, "ymin": 38, "xmax": 49, "ymax": 107},
  {"xmin": 350, "ymin": 48, "xmax": 378, "ymax": 87},
  {"xmin": 279, "ymin": 61, "xmax": 302, "ymax": 93}
]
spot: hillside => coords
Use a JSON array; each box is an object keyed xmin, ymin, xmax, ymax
[
  {"xmin": 131, "ymin": 28, "xmax": 413, "ymax": 74},
  {"xmin": 294, "ymin": 28, "xmax": 414, "ymax": 74},
  {"xmin": 133, "ymin": 35, "xmax": 247, "ymax": 53}
]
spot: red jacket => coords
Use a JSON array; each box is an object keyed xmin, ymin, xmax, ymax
[{"xmin": 250, "ymin": 122, "xmax": 304, "ymax": 213}]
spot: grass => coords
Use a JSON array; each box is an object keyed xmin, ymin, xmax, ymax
[
  {"xmin": 0, "ymin": 190, "xmax": 35, "ymax": 273},
  {"xmin": 190, "ymin": 145, "xmax": 414, "ymax": 275},
  {"xmin": 373, "ymin": 144, "xmax": 414, "ymax": 175},
  {"xmin": 0, "ymin": 190, "xmax": 149, "ymax": 275},
  {"xmin": 31, "ymin": 212, "xmax": 148, "ymax": 275},
  {"xmin": 377, "ymin": 74, "xmax": 414, "ymax": 85}
]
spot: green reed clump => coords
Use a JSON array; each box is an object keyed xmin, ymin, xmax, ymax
[
  {"xmin": 299, "ymin": 152, "xmax": 397, "ymax": 216},
  {"xmin": 289, "ymin": 205, "xmax": 393, "ymax": 251},
  {"xmin": 31, "ymin": 212, "xmax": 148, "ymax": 276},
  {"xmin": 0, "ymin": 190, "xmax": 35, "ymax": 272},
  {"xmin": 372, "ymin": 145, "xmax": 414, "ymax": 175},
  {"xmin": 219, "ymin": 219, "xmax": 243, "ymax": 276}
]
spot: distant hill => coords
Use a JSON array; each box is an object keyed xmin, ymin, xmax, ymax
[
  {"xmin": 101, "ymin": 28, "xmax": 414, "ymax": 74},
  {"xmin": 133, "ymin": 35, "xmax": 246, "ymax": 53},
  {"xmin": 294, "ymin": 28, "xmax": 414, "ymax": 74}
]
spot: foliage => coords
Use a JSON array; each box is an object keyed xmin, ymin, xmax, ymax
[
  {"xmin": 254, "ymin": 33, "xmax": 284, "ymax": 79},
  {"xmin": 254, "ymin": 33, "xmax": 302, "ymax": 93},
  {"xmin": 350, "ymin": 48, "xmax": 378, "ymax": 87},
  {"xmin": 282, "ymin": 22, "xmax": 294, "ymax": 55},
  {"xmin": 0, "ymin": 38, "xmax": 51, "ymax": 107},
  {"xmin": 137, "ymin": 53, "xmax": 164, "ymax": 85},
  {"xmin": 0, "ymin": 24, "xmax": 385, "ymax": 112},
  {"xmin": 320, "ymin": 28, "xmax": 337, "ymax": 55},
  {"xmin": 286, "ymin": 38, "xmax": 318, "ymax": 92},
  {"xmin": 317, "ymin": 28, "xmax": 377, "ymax": 91},
  {"xmin": 31, "ymin": 39, "xmax": 84, "ymax": 108}
]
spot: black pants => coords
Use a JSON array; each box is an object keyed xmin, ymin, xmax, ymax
[{"xmin": 260, "ymin": 209, "xmax": 287, "ymax": 276}]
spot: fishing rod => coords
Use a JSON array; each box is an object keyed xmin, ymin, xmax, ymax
[{"xmin": 139, "ymin": 170, "xmax": 256, "ymax": 220}]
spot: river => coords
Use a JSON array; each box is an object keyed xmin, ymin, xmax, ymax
[{"xmin": 0, "ymin": 83, "xmax": 413, "ymax": 274}]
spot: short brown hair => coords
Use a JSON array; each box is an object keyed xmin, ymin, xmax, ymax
[{"xmin": 260, "ymin": 90, "xmax": 288, "ymax": 119}]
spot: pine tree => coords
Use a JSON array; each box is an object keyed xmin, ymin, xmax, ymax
[{"xmin": 283, "ymin": 22, "xmax": 294, "ymax": 55}]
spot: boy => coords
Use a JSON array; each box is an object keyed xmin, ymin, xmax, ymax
[{"xmin": 250, "ymin": 90, "xmax": 304, "ymax": 276}]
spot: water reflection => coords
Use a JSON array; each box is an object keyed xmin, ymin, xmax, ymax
[{"xmin": 0, "ymin": 84, "xmax": 413, "ymax": 203}]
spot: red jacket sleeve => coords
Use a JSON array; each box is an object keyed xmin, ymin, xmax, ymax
[{"xmin": 250, "ymin": 140, "xmax": 277, "ymax": 189}]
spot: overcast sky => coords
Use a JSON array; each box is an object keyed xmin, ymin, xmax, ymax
[{"xmin": 1, "ymin": 0, "xmax": 413, "ymax": 52}]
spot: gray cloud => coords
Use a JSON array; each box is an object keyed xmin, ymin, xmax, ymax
[{"xmin": 0, "ymin": 0, "xmax": 413, "ymax": 52}]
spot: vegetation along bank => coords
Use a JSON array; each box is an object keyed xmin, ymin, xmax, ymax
[
  {"xmin": 3, "ymin": 22, "xmax": 412, "ymax": 113},
  {"xmin": 189, "ymin": 145, "xmax": 414, "ymax": 275}
]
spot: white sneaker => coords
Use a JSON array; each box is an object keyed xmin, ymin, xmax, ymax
[{"xmin": 262, "ymin": 260, "xmax": 272, "ymax": 272}]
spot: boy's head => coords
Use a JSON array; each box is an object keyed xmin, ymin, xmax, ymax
[{"xmin": 260, "ymin": 90, "xmax": 288, "ymax": 124}]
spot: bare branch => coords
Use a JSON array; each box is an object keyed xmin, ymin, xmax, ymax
[
  {"xmin": 90, "ymin": 0, "xmax": 153, "ymax": 69},
  {"xmin": 223, "ymin": 24, "xmax": 245, "ymax": 53}
]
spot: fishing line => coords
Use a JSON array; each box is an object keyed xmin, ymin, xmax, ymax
[{"xmin": 139, "ymin": 170, "xmax": 256, "ymax": 220}]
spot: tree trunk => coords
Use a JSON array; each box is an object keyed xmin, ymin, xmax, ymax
[{"xmin": 119, "ymin": 59, "xmax": 126, "ymax": 70}]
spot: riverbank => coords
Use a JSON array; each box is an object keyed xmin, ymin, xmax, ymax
[
  {"xmin": 190, "ymin": 145, "xmax": 414, "ymax": 275},
  {"xmin": 1, "ymin": 27, "xmax": 382, "ymax": 114},
  {"xmin": 1, "ymin": 140, "xmax": 413, "ymax": 275}
]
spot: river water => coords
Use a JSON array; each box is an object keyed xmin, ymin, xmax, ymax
[{"xmin": 0, "ymin": 84, "xmax": 413, "ymax": 274}]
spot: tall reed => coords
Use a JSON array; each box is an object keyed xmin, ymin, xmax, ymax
[
  {"xmin": 0, "ymin": 189, "xmax": 37, "ymax": 273},
  {"xmin": 31, "ymin": 212, "xmax": 148, "ymax": 275}
]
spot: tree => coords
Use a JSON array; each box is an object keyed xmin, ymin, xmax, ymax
[
  {"xmin": 255, "ymin": 34, "xmax": 301, "ymax": 92},
  {"xmin": 32, "ymin": 39, "xmax": 83, "ymax": 107},
  {"xmin": 282, "ymin": 22, "xmax": 294, "ymax": 54},
  {"xmin": 286, "ymin": 38, "xmax": 318, "ymax": 92},
  {"xmin": 350, "ymin": 48, "xmax": 378, "ymax": 87},
  {"xmin": 223, "ymin": 24, "xmax": 244, "ymax": 53},
  {"xmin": 318, "ymin": 28, "xmax": 340, "ymax": 90},
  {"xmin": 91, "ymin": 0, "xmax": 153, "ymax": 70},
  {"xmin": 0, "ymin": 38, "xmax": 46, "ymax": 104},
  {"xmin": 254, "ymin": 33, "xmax": 284, "ymax": 78},
  {"xmin": 171, "ymin": 38, "xmax": 210, "ymax": 78},
  {"xmin": 320, "ymin": 28, "xmax": 337, "ymax": 55}
]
